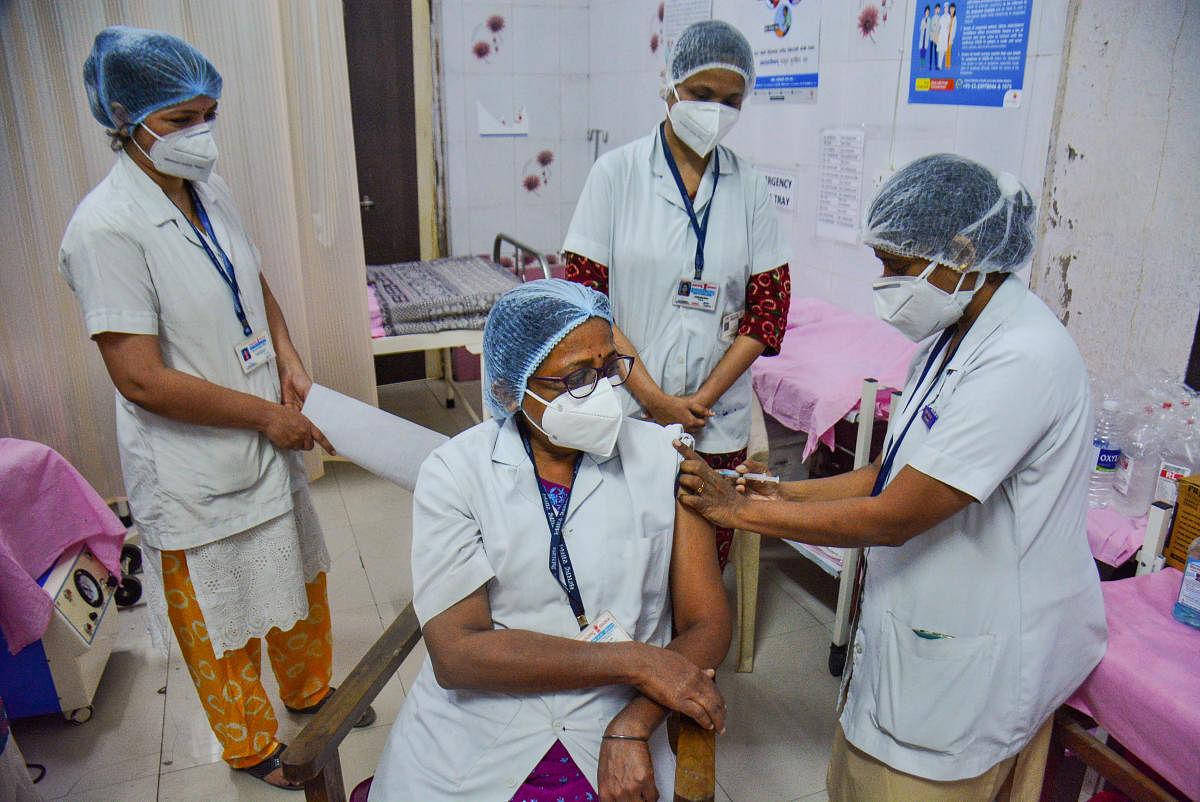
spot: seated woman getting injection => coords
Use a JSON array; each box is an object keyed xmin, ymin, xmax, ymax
[{"xmin": 369, "ymin": 279, "xmax": 731, "ymax": 801}]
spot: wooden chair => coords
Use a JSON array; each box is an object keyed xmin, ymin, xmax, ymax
[
  {"xmin": 1040, "ymin": 707, "xmax": 1180, "ymax": 802},
  {"xmin": 731, "ymin": 394, "xmax": 770, "ymax": 672},
  {"xmin": 281, "ymin": 603, "xmax": 718, "ymax": 802}
]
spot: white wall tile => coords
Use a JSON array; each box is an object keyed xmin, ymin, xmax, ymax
[
  {"xmin": 439, "ymin": 0, "xmax": 468, "ymax": 76},
  {"xmin": 559, "ymin": 4, "xmax": 591, "ymax": 76},
  {"xmin": 954, "ymin": 105, "xmax": 1029, "ymax": 175},
  {"xmin": 469, "ymin": 202, "xmax": 520, "ymax": 254},
  {"xmin": 515, "ymin": 73, "xmax": 562, "ymax": 141},
  {"xmin": 1032, "ymin": 0, "xmax": 1070, "ymax": 57},
  {"xmin": 465, "ymin": 135, "xmax": 517, "ymax": 206},
  {"xmin": 1019, "ymin": 54, "xmax": 1063, "ymax": 196},
  {"xmin": 511, "ymin": 4, "xmax": 561, "ymax": 75},
  {"xmin": 513, "ymin": 200, "xmax": 562, "ymax": 253},
  {"xmin": 441, "ymin": 71, "xmax": 469, "ymax": 144}
]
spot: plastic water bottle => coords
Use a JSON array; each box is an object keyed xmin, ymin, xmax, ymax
[
  {"xmin": 1111, "ymin": 405, "xmax": 1162, "ymax": 518},
  {"xmin": 1174, "ymin": 536, "xmax": 1200, "ymax": 630},
  {"xmin": 1087, "ymin": 398, "xmax": 1123, "ymax": 508},
  {"xmin": 1154, "ymin": 418, "xmax": 1200, "ymax": 507}
]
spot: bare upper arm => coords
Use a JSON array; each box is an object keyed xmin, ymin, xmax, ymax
[
  {"xmin": 668, "ymin": 499, "xmax": 726, "ymax": 635},
  {"xmin": 874, "ymin": 464, "xmax": 976, "ymax": 545},
  {"xmin": 420, "ymin": 583, "xmax": 493, "ymax": 675},
  {"xmin": 93, "ymin": 332, "xmax": 166, "ymax": 401}
]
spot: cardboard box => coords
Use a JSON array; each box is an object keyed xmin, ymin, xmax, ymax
[{"xmin": 1166, "ymin": 474, "xmax": 1200, "ymax": 570}]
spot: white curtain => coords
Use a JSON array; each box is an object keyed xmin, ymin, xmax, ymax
[{"xmin": 0, "ymin": 0, "xmax": 375, "ymax": 498}]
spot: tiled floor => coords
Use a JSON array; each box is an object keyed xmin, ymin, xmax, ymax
[{"xmin": 12, "ymin": 379, "xmax": 841, "ymax": 801}]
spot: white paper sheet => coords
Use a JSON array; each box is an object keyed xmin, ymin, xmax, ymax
[
  {"xmin": 816, "ymin": 128, "xmax": 866, "ymax": 243},
  {"xmin": 301, "ymin": 384, "xmax": 449, "ymax": 491}
]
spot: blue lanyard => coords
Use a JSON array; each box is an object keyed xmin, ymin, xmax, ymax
[
  {"xmin": 184, "ymin": 184, "xmax": 252, "ymax": 337},
  {"xmin": 661, "ymin": 122, "xmax": 720, "ymax": 281},
  {"xmin": 871, "ymin": 328, "xmax": 957, "ymax": 496},
  {"xmin": 520, "ymin": 427, "xmax": 588, "ymax": 629}
]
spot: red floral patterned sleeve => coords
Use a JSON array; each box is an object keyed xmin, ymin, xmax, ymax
[
  {"xmin": 738, "ymin": 264, "xmax": 791, "ymax": 356},
  {"xmin": 563, "ymin": 251, "xmax": 610, "ymax": 296}
]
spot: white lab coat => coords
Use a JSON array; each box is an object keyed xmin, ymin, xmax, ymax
[
  {"xmin": 936, "ymin": 10, "xmax": 953, "ymax": 51},
  {"xmin": 370, "ymin": 416, "xmax": 684, "ymax": 800},
  {"xmin": 563, "ymin": 126, "xmax": 791, "ymax": 454},
  {"xmin": 840, "ymin": 277, "xmax": 1107, "ymax": 780},
  {"xmin": 58, "ymin": 152, "xmax": 292, "ymax": 550}
]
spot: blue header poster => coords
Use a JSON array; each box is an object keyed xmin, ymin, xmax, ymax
[
  {"xmin": 718, "ymin": 0, "xmax": 821, "ymax": 104},
  {"xmin": 908, "ymin": 0, "xmax": 1033, "ymax": 108}
]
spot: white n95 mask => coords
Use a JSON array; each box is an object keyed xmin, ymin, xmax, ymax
[
  {"xmin": 667, "ymin": 86, "xmax": 739, "ymax": 158},
  {"xmin": 524, "ymin": 378, "xmax": 624, "ymax": 457},
  {"xmin": 872, "ymin": 262, "xmax": 982, "ymax": 342},
  {"xmin": 137, "ymin": 122, "xmax": 219, "ymax": 182}
]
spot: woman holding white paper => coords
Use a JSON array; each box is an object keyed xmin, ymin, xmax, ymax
[
  {"xmin": 59, "ymin": 26, "xmax": 366, "ymax": 791},
  {"xmin": 370, "ymin": 280, "xmax": 731, "ymax": 801}
]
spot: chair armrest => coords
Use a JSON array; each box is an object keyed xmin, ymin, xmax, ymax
[
  {"xmin": 673, "ymin": 715, "xmax": 716, "ymax": 802},
  {"xmin": 747, "ymin": 393, "xmax": 769, "ymax": 466},
  {"xmin": 281, "ymin": 603, "xmax": 422, "ymax": 785},
  {"xmin": 1050, "ymin": 708, "xmax": 1177, "ymax": 802}
]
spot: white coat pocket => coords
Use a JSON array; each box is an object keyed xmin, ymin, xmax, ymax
[
  {"xmin": 871, "ymin": 610, "xmax": 997, "ymax": 755},
  {"xmin": 620, "ymin": 529, "xmax": 671, "ymax": 642},
  {"xmin": 150, "ymin": 419, "xmax": 264, "ymax": 500}
]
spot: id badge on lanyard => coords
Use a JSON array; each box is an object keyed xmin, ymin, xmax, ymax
[
  {"xmin": 663, "ymin": 123, "xmax": 720, "ymax": 314},
  {"xmin": 185, "ymin": 185, "xmax": 273, "ymax": 374},
  {"xmin": 673, "ymin": 278, "xmax": 720, "ymax": 311},
  {"xmin": 235, "ymin": 332, "xmax": 275, "ymax": 374},
  {"xmin": 872, "ymin": 329, "xmax": 957, "ymax": 496}
]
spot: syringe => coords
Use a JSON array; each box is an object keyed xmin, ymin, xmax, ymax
[{"xmin": 716, "ymin": 469, "xmax": 780, "ymax": 484}]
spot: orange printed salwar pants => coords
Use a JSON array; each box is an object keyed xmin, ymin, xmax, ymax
[{"xmin": 160, "ymin": 550, "xmax": 332, "ymax": 768}]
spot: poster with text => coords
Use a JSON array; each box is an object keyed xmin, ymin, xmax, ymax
[
  {"xmin": 715, "ymin": 0, "xmax": 821, "ymax": 104},
  {"xmin": 907, "ymin": 0, "xmax": 1032, "ymax": 107},
  {"xmin": 663, "ymin": 0, "xmax": 714, "ymax": 65}
]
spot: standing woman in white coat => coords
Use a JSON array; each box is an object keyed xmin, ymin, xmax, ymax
[
  {"xmin": 676, "ymin": 154, "xmax": 1107, "ymax": 800},
  {"xmin": 59, "ymin": 26, "xmax": 370, "ymax": 791},
  {"xmin": 564, "ymin": 20, "xmax": 792, "ymax": 570}
]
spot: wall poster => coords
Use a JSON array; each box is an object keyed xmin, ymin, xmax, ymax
[
  {"xmin": 908, "ymin": 0, "xmax": 1033, "ymax": 107},
  {"xmin": 715, "ymin": 0, "xmax": 821, "ymax": 104}
]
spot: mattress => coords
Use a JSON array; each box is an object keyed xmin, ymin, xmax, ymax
[{"xmin": 366, "ymin": 256, "xmax": 521, "ymax": 337}]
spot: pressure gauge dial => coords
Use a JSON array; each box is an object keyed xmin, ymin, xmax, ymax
[{"xmin": 74, "ymin": 569, "xmax": 104, "ymax": 608}]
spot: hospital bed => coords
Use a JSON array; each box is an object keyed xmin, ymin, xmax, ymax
[
  {"xmin": 736, "ymin": 298, "xmax": 917, "ymax": 674},
  {"xmin": 367, "ymin": 233, "xmax": 551, "ymax": 422},
  {"xmin": 1042, "ymin": 505, "xmax": 1195, "ymax": 801}
]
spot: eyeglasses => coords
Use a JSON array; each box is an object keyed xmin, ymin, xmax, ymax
[{"xmin": 528, "ymin": 354, "xmax": 635, "ymax": 399}]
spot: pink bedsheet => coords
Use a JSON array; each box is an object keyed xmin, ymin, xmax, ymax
[
  {"xmin": 1086, "ymin": 507, "xmax": 1148, "ymax": 567},
  {"xmin": 0, "ymin": 439, "xmax": 125, "ymax": 653},
  {"xmin": 1066, "ymin": 569, "xmax": 1200, "ymax": 800},
  {"xmin": 368, "ymin": 284, "xmax": 384, "ymax": 338},
  {"xmin": 752, "ymin": 297, "xmax": 919, "ymax": 459}
]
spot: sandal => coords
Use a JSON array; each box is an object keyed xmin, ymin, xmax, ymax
[
  {"xmin": 286, "ymin": 686, "xmax": 376, "ymax": 728},
  {"xmin": 236, "ymin": 743, "xmax": 304, "ymax": 791}
]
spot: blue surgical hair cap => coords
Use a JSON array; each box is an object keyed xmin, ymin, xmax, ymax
[
  {"xmin": 482, "ymin": 279, "xmax": 614, "ymax": 420},
  {"xmin": 667, "ymin": 19, "xmax": 755, "ymax": 90},
  {"xmin": 84, "ymin": 25, "xmax": 222, "ymax": 131},
  {"xmin": 863, "ymin": 153, "xmax": 1037, "ymax": 273}
]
